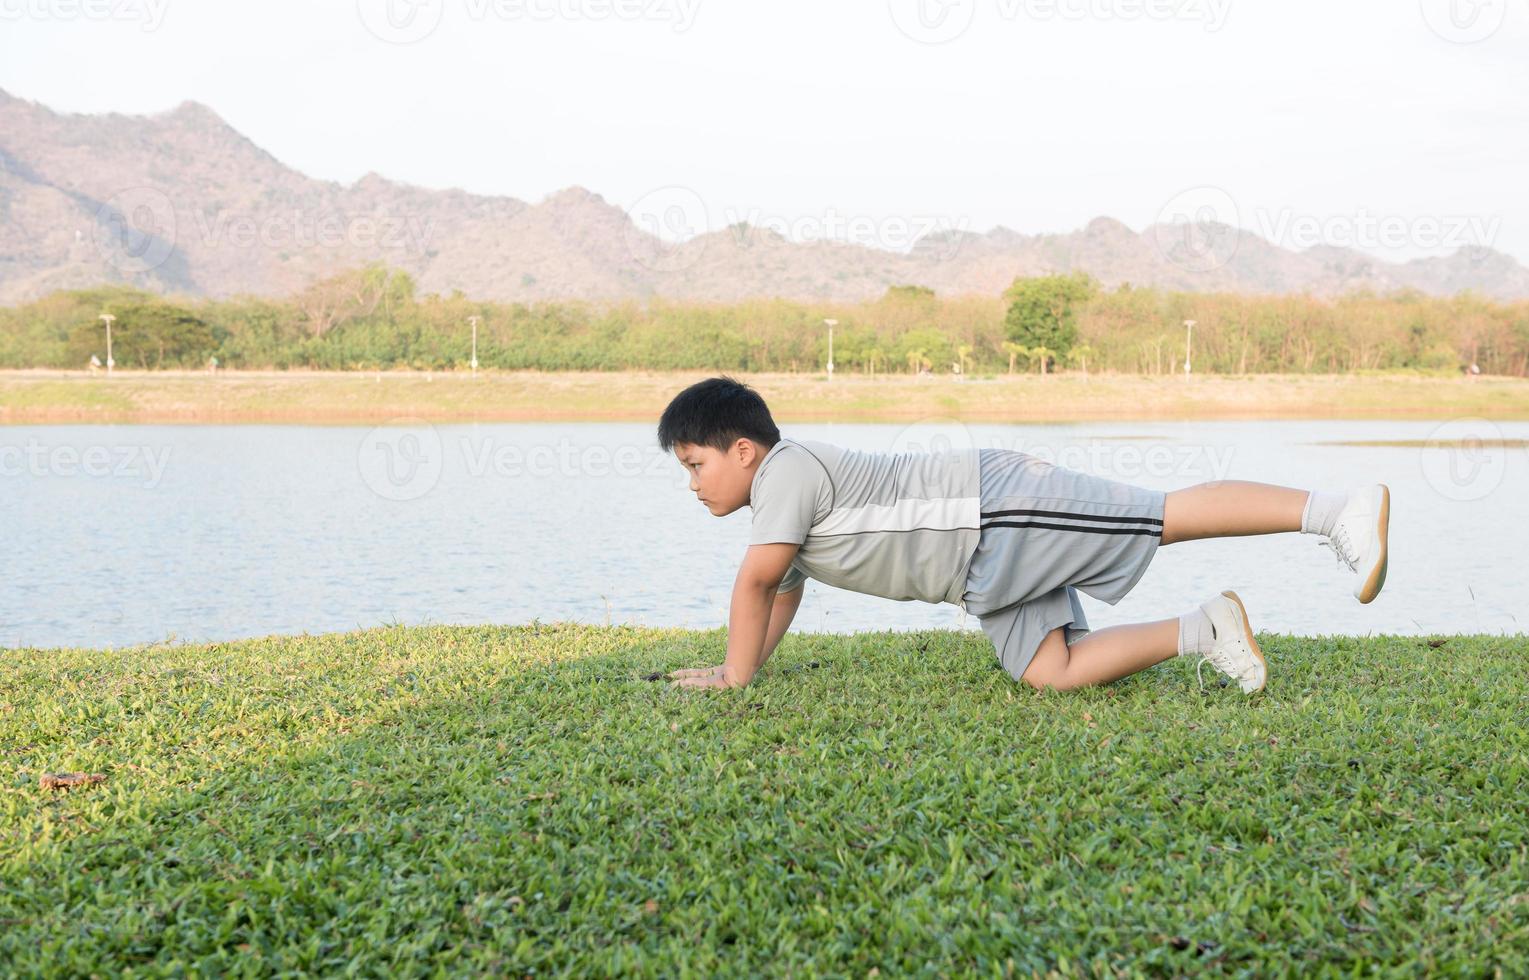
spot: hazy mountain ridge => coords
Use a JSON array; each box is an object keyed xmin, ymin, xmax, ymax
[{"xmin": 3, "ymin": 88, "xmax": 1527, "ymax": 305}]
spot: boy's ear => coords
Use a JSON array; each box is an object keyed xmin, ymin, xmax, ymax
[{"xmin": 731, "ymin": 437, "xmax": 758, "ymax": 466}]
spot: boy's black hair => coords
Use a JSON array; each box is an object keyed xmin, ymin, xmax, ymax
[{"xmin": 657, "ymin": 375, "xmax": 780, "ymax": 455}]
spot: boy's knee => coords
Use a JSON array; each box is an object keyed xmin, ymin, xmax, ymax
[
  {"xmin": 1022, "ymin": 668, "xmax": 1083, "ymax": 692},
  {"xmin": 1020, "ymin": 671, "xmax": 1057, "ymax": 692},
  {"xmin": 1019, "ymin": 658, "xmax": 1062, "ymax": 690},
  {"xmin": 1019, "ymin": 629, "xmax": 1073, "ymax": 690}
]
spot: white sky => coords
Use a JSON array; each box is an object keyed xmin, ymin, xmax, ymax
[{"xmin": 2, "ymin": 0, "xmax": 1526, "ymax": 262}]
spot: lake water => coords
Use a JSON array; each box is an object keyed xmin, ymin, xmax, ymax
[{"xmin": 2, "ymin": 419, "xmax": 1525, "ymax": 650}]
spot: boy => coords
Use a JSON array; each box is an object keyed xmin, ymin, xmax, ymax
[{"xmin": 658, "ymin": 376, "xmax": 1390, "ymax": 694}]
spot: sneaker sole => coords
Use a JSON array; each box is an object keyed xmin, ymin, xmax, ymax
[
  {"xmin": 1221, "ymin": 589, "xmax": 1266, "ymax": 693},
  {"xmin": 1357, "ymin": 484, "xmax": 1390, "ymax": 604}
]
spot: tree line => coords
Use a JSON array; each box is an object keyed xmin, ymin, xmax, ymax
[{"xmin": 1, "ymin": 264, "xmax": 1525, "ymax": 376}]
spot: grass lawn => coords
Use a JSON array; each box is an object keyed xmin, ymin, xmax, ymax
[{"xmin": 3, "ymin": 625, "xmax": 1526, "ymax": 975}]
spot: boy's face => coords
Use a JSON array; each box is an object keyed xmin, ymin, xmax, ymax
[{"xmin": 674, "ymin": 439, "xmax": 761, "ymax": 516}]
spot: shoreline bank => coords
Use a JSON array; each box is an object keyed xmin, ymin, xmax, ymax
[{"xmin": 3, "ymin": 369, "xmax": 1527, "ymax": 424}]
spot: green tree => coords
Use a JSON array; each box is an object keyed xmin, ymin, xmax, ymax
[
  {"xmin": 68, "ymin": 302, "xmax": 214, "ymax": 369},
  {"xmin": 1065, "ymin": 343, "xmax": 1097, "ymax": 376},
  {"xmin": 884, "ymin": 284, "xmax": 936, "ymax": 302},
  {"xmin": 1001, "ymin": 340, "xmax": 1027, "ymax": 374},
  {"xmin": 895, "ymin": 327, "xmax": 952, "ymax": 376},
  {"xmin": 1003, "ymin": 272, "xmax": 1097, "ymax": 373}
]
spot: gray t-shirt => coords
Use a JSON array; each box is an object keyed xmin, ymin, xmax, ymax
[{"xmin": 748, "ymin": 437, "xmax": 982, "ymax": 606}]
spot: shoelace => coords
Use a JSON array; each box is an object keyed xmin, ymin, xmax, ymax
[
  {"xmin": 1317, "ymin": 526, "xmax": 1358, "ymax": 571},
  {"xmin": 1195, "ymin": 646, "xmax": 1255, "ymax": 689}
]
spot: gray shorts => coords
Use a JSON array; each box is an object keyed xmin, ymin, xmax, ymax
[{"xmin": 962, "ymin": 448, "xmax": 1166, "ymax": 683}]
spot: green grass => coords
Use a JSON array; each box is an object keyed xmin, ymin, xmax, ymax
[{"xmin": 3, "ymin": 626, "xmax": 1526, "ymax": 976}]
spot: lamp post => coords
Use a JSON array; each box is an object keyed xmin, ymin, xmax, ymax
[
  {"xmin": 99, "ymin": 313, "xmax": 115, "ymax": 375},
  {"xmin": 1184, "ymin": 319, "xmax": 1196, "ymax": 377},
  {"xmin": 824, "ymin": 318, "xmax": 838, "ymax": 379},
  {"xmin": 468, "ymin": 315, "xmax": 480, "ymax": 376}
]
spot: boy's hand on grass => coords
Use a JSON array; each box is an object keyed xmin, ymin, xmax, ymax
[
  {"xmin": 667, "ymin": 665, "xmax": 723, "ymax": 680},
  {"xmin": 666, "ymin": 665, "xmax": 741, "ymax": 689}
]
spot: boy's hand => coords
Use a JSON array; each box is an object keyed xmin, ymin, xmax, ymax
[
  {"xmin": 667, "ymin": 665, "xmax": 737, "ymax": 689},
  {"xmin": 666, "ymin": 665, "xmax": 724, "ymax": 680},
  {"xmin": 670, "ymin": 673, "xmax": 735, "ymax": 689}
]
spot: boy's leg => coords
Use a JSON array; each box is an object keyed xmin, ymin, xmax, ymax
[
  {"xmin": 1020, "ymin": 620, "xmax": 1177, "ymax": 691},
  {"xmin": 1160, "ymin": 481, "xmax": 1308, "ymax": 545},
  {"xmin": 1019, "ymin": 592, "xmax": 1266, "ymax": 693},
  {"xmin": 1161, "ymin": 479, "xmax": 1389, "ymax": 602}
]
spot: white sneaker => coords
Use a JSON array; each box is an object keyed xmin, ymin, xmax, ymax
[
  {"xmin": 1320, "ymin": 484, "xmax": 1391, "ymax": 604},
  {"xmin": 1195, "ymin": 590, "xmax": 1267, "ymax": 694}
]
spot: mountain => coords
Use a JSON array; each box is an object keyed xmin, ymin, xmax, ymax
[{"xmin": 3, "ymin": 88, "xmax": 1527, "ymax": 305}]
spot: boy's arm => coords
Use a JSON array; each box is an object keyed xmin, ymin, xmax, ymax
[
  {"xmin": 758, "ymin": 584, "xmax": 804, "ymax": 670},
  {"xmin": 668, "ymin": 583, "xmax": 802, "ymax": 686},
  {"xmin": 721, "ymin": 543, "xmax": 799, "ymax": 688}
]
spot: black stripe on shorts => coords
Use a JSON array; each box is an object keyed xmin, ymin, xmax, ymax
[
  {"xmin": 982, "ymin": 507, "xmax": 1162, "ymax": 526},
  {"xmin": 979, "ymin": 520, "xmax": 1161, "ymax": 537}
]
